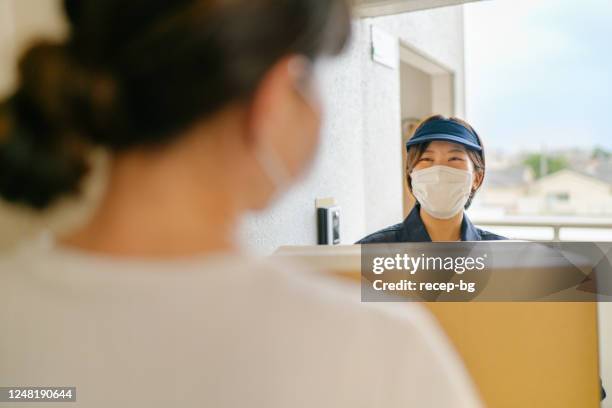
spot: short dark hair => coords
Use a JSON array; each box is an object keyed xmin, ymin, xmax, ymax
[{"xmin": 0, "ymin": 0, "xmax": 351, "ymax": 209}]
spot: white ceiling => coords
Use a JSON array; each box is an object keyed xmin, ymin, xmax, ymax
[{"xmin": 354, "ymin": 0, "xmax": 484, "ymax": 17}]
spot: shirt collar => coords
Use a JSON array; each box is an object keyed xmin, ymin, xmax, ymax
[
  {"xmin": 461, "ymin": 213, "xmax": 482, "ymax": 241},
  {"xmin": 400, "ymin": 204, "xmax": 481, "ymax": 242},
  {"xmin": 400, "ymin": 204, "xmax": 432, "ymax": 242}
]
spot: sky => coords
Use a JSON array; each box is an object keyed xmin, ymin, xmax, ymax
[{"xmin": 464, "ymin": 0, "xmax": 612, "ymax": 152}]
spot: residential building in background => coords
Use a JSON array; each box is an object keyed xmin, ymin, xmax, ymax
[{"xmin": 475, "ymin": 149, "xmax": 612, "ymax": 217}]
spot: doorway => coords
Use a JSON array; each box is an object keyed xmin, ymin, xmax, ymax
[{"xmin": 399, "ymin": 42, "xmax": 455, "ymax": 217}]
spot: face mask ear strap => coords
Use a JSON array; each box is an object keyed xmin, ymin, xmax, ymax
[
  {"xmin": 287, "ymin": 56, "xmax": 317, "ymax": 107},
  {"xmin": 254, "ymin": 143, "xmax": 292, "ymax": 195}
]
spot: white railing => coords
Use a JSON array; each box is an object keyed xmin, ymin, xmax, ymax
[{"xmin": 471, "ymin": 215, "xmax": 612, "ymax": 241}]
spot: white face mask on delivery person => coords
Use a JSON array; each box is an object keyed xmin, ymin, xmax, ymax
[{"xmin": 411, "ymin": 165, "xmax": 473, "ymax": 220}]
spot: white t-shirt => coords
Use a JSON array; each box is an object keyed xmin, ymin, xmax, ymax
[{"xmin": 0, "ymin": 235, "xmax": 481, "ymax": 407}]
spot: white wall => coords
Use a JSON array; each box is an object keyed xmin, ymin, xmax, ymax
[{"xmin": 0, "ymin": 0, "xmax": 66, "ymax": 96}]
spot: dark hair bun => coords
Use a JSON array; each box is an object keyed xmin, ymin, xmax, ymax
[{"xmin": 0, "ymin": 42, "xmax": 90, "ymax": 209}]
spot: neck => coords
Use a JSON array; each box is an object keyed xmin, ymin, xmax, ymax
[
  {"xmin": 419, "ymin": 207, "xmax": 463, "ymax": 242},
  {"xmin": 62, "ymin": 121, "xmax": 246, "ymax": 258}
]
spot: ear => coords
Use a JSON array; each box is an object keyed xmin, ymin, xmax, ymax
[
  {"xmin": 241, "ymin": 55, "xmax": 321, "ymax": 185},
  {"xmin": 472, "ymin": 170, "xmax": 484, "ymax": 192},
  {"xmin": 243, "ymin": 55, "xmax": 306, "ymax": 150}
]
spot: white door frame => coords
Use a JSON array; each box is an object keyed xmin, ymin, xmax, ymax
[{"xmin": 398, "ymin": 41, "xmax": 456, "ymax": 216}]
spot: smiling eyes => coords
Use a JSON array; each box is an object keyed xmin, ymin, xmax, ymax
[{"xmin": 418, "ymin": 156, "xmax": 465, "ymax": 162}]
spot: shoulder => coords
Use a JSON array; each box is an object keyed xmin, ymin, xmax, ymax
[
  {"xmin": 476, "ymin": 228, "xmax": 507, "ymax": 241},
  {"xmin": 356, "ymin": 223, "xmax": 404, "ymax": 244}
]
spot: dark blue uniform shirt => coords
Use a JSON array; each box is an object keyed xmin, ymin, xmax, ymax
[{"xmin": 357, "ymin": 204, "xmax": 506, "ymax": 243}]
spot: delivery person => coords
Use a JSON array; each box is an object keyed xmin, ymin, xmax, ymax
[
  {"xmin": 357, "ymin": 115, "xmax": 607, "ymax": 402},
  {"xmin": 358, "ymin": 115, "xmax": 506, "ymax": 243}
]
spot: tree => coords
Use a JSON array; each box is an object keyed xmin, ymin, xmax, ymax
[
  {"xmin": 592, "ymin": 146, "xmax": 611, "ymax": 160},
  {"xmin": 523, "ymin": 154, "xmax": 568, "ymax": 179}
]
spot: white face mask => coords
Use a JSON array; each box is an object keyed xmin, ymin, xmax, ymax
[{"xmin": 411, "ymin": 165, "xmax": 473, "ymax": 220}]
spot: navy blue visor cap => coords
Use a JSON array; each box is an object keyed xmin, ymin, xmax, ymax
[{"xmin": 406, "ymin": 118, "xmax": 482, "ymax": 152}]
